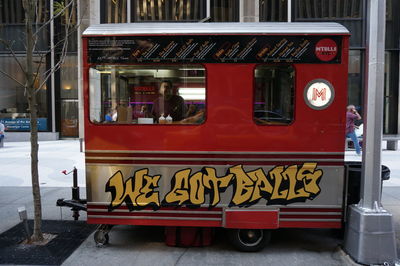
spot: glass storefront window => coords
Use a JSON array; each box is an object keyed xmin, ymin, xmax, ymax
[
  {"xmin": 295, "ymin": 0, "xmax": 362, "ymax": 19},
  {"xmin": 348, "ymin": 50, "xmax": 362, "ymax": 110},
  {"xmin": 101, "ymin": 0, "xmax": 128, "ymax": 23},
  {"xmin": 0, "ymin": 0, "xmax": 47, "ymax": 24},
  {"xmin": 211, "ymin": 0, "xmax": 239, "ymax": 22},
  {"xmin": 254, "ymin": 65, "xmax": 295, "ymax": 125},
  {"xmin": 0, "ymin": 56, "xmax": 48, "ymax": 131},
  {"xmin": 60, "ymin": 55, "xmax": 78, "ymax": 99},
  {"xmin": 131, "ymin": 0, "xmax": 206, "ymax": 22},
  {"xmin": 383, "ymin": 51, "xmax": 399, "ymax": 134},
  {"xmin": 130, "ymin": 0, "xmax": 239, "ymax": 22},
  {"xmin": 60, "ymin": 55, "xmax": 79, "ymax": 137},
  {"xmin": 386, "ymin": 0, "xmax": 400, "ymax": 50},
  {"xmin": 259, "ymin": 0, "xmax": 288, "ymax": 22},
  {"xmin": 89, "ymin": 64, "xmax": 206, "ymax": 125},
  {"xmin": 294, "ymin": 0, "xmax": 365, "ymax": 48}
]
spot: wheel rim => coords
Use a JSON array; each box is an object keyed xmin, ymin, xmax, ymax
[
  {"xmin": 237, "ymin": 229, "xmax": 263, "ymax": 247},
  {"xmin": 95, "ymin": 231, "xmax": 106, "ymax": 244}
]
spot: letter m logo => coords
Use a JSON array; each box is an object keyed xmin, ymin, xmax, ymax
[{"xmin": 312, "ymin": 88, "xmax": 326, "ymax": 101}]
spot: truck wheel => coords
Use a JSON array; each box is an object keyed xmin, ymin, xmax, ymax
[
  {"xmin": 94, "ymin": 230, "xmax": 109, "ymax": 247},
  {"xmin": 228, "ymin": 229, "xmax": 271, "ymax": 252}
]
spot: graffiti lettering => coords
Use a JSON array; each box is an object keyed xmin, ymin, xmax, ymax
[
  {"xmin": 164, "ymin": 168, "xmax": 234, "ymax": 207},
  {"xmin": 105, "ymin": 169, "xmax": 161, "ymax": 211},
  {"xmin": 106, "ymin": 163, "xmax": 323, "ymax": 211}
]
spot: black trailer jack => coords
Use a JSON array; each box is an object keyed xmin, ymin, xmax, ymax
[{"xmin": 56, "ymin": 167, "xmax": 87, "ymax": 220}]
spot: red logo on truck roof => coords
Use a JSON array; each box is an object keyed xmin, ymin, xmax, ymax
[{"xmin": 315, "ymin": 39, "xmax": 338, "ymax": 62}]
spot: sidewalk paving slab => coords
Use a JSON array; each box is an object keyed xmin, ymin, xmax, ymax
[{"xmin": 0, "ymin": 140, "xmax": 399, "ymax": 265}]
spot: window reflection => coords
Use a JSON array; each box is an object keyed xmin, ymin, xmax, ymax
[
  {"xmin": 254, "ymin": 65, "xmax": 294, "ymax": 125},
  {"xmin": 89, "ymin": 65, "xmax": 206, "ymax": 125}
]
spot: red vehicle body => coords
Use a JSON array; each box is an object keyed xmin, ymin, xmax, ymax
[{"xmin": 82, "ymin": 22, "xmax": 350, "ymax": 250}]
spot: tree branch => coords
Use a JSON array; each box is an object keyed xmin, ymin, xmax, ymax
[
  {"xmin": 0, "ymin": 39, "xmax": 27, "ymax": 75},
  {"xmin": 36, "ymin": 1, "xmax": 79, "ymax": 93},
  {"xmin": 33, "ymin": 52, "xmax": 46, "ymax": 89},
  {"xmin": 0, "ymin": 68, "xmax": 25, "ymax": 87},
  {"xmin": 33, "ymin": 0, "xmax": 75, "ymax": 37}
]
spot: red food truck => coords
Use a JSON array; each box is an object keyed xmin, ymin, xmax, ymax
[{"xmin": 82, "ymin": 22, "xmax": 350, "ymax": 251}]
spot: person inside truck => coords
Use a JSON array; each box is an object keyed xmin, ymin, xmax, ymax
[{"xmin": 151, "ymin": 80, "xmax": 186, "ymax": 123}]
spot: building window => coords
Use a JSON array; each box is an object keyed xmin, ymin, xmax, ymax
[
  {"xmin": 386, "ymin": 0, "xmax": 400, "ymax": 50},
  {"xmin": 0, "ymin": 56, "xmax": 48, "ymax": 131},
  {"xmin": 348, "ymin": 50, "xmax": 362, "ymax": 109},
  {"xmin": 0, "ymin": 0, "xmax": 47, "ymax": 24},
  {"xmin": 210, "ymin": 0, "xmax": 239, "ymax": 22},
  {"xmin": 259, "ymin": 0, "xmax": 288, "ymax": 22},
  {"xmin": 132, "ymin": 0, "xmax": 206, "ymax": 22},
  {"xmin": 89, "ymin": 64, "xmax": 206, "ymax": 125},
  {"xmin": 101, "ymin": 0, "xmax": 128, "ymax": 23},
  {"xmin": 0, "ymin": 0, "xmax": 48, "ymax": 53},
  {"xmin": 384, "ymin": 51, "xmax": 399, "ymax": 134},
  {"xmin": 0, "ymin": 0, "xmax": 24, "ymax": 23},
  {"xmin": 295, "ymin": 0, "xmax": 362, "ymax": 19},
  {"xmin": 254, "ymin": 65, "xmax": 294, "ymax": 125},
  {"xmin": 60, "ymin": 55, "xmax": 79, "ymax": 137},
  {"xmin": 294, "ymin": 0, "xmax": 365, "ymax": 48}
]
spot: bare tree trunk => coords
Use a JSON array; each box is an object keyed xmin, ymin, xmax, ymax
[{"xmin": 23, "ymin": 0, "xmax": 43, "ymax": 242}]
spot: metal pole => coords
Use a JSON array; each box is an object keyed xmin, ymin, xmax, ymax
[
  {"xmin": 288, "ymin": 0, "xmax": 292, "ymax": 22},
  {"xmin": 206, "ymin": 0, "xmax": 210, "ymax": 20},
  {"xmin": 50, "ymin": 0, "xmax": 56, "ymax": 133},
  {"xmin": 360, "ymin": 0, "xmax": 385, "ymax": 209},
  {"xmin": 77, "ymin": 0, "xmax": 85, "ymax": 151},
  {"xmin": 127, "ymin": 0, "xmax": 131, "ymax": 22},
  {"xmin": 344, "ymin": 0, "xmax": 397, "ymax": 264},
  {"xmin": 398, "ymin": 52, "xmax": 400, "ymax": 135}
]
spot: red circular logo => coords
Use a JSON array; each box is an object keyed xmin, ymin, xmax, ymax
[{"xmin": 315, "ymin": 39, "xmax": 338, "ymax": 62}]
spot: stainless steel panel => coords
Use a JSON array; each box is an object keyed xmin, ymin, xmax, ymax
[
  {"xmin": 82, "ymin": 22, "xmax": 349, "ymax": 36},
  {"xmin": 86, "ymin": 163, "xmax": 344, "ymax": 209}
]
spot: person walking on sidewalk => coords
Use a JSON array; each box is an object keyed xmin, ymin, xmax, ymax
[
  {"xmin": 346, "ymin": 105, "xmax": 362, "ymax": 155},
  {"xmin": 0, "ymin": 122, "xmax": 5, "ymax": 147}
]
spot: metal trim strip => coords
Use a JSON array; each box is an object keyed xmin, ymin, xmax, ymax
[
  {"xmin": 85, "ymin": 150, "xmax": 344, "ymax": 155},
  {"xmin": 86, "ymin": 202, "xmax": 342, "ymax": 209},
  {"xmin": 88, "ymin": 215, "xmax": 221, "ymax": 221},
  {"xmin": 86, "ymin": 156, "xmax": 343, "ymax": 162},
  {"xmin": 280, "ymin": 212, "xmax": 342, "ymax": 216},
  {"xmin": 88, "ymin": 209, "xmax": 222, "ymax": 215},
  {"xmin": 86, "ymin": 163, "xmax": 343, "ymax": 167},
  {"xmin": 279, "ymin": 218, "xmax": 342, "ymax": 222},
  {"xmin": 225, "ymin": 209, "xmax": 279, "ymax": 212}
]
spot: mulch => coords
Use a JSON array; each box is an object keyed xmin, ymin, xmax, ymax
[{"xmin": 0, "ymin": 220, "xmax": 96, "ymax": 265}]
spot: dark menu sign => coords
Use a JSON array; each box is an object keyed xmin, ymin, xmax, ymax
[{"xmin": 87, "ymin": 35, "xmax": 342, "ymax": 64}]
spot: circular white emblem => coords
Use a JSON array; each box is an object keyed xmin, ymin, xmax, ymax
[{"xmin": 304, "ymin": 79, "xmax": 334, "ymax": 110}]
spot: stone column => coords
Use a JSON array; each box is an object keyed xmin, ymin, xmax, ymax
[{"xmin": 239, "ymin": 0, "xmax": 259, "ymax": 22}]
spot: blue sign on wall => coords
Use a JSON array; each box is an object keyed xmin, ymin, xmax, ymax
[{"xmin": 0, "ymin": 118, "xmax": 48, "ymax": 131}]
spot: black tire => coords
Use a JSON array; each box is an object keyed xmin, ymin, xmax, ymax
[
  {"xmin": 94, "ymin": 230, "xmax": 109, "ymax": 247},
  {"xmin": 228, "ymin": 229, "xmax": 271, "ymax": 252}
]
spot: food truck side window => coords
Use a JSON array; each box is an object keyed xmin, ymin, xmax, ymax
[
  {"xmin": 254, "ymin": 65, "xmax": 295, "ymax": 125},
  {"xmin": 89, "ymin": 65, "xmax": 206, "ymax": 125}
]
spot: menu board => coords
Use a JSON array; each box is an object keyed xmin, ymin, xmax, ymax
[{"xmin": 87, "ymin": 35, "xmax": 342, "ymax": 64}]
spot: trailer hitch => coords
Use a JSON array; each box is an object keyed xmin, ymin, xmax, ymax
[{"xmin": 56, "ymin": 167, "xmax": 87, "ymax": 220}]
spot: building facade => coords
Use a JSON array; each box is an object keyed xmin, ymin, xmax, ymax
[{"xmin": 0, "ymin": 0, "xmax": 399, "ymax": 139}]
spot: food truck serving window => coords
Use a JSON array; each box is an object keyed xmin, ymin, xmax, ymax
[
  {"xmin": 254, "ymin": 65, "xmax": 295, "ymax": 125},
  {"xmin": 89, "ymin": 65, "xmax": 206, "ymax": 125}
]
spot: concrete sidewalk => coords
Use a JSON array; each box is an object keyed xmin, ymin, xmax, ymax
[{"xmin": 0, "ymin": 140, "xmax": 399, "ymax": 265}]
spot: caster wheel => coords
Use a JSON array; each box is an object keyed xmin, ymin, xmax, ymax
[
  {"xmin": 94, "ymin": 230, "xmax": 109, "ymax": 247},
  {"xmin": 228, "ymin": 229, "xmax": 271, "ymax": 252}
]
